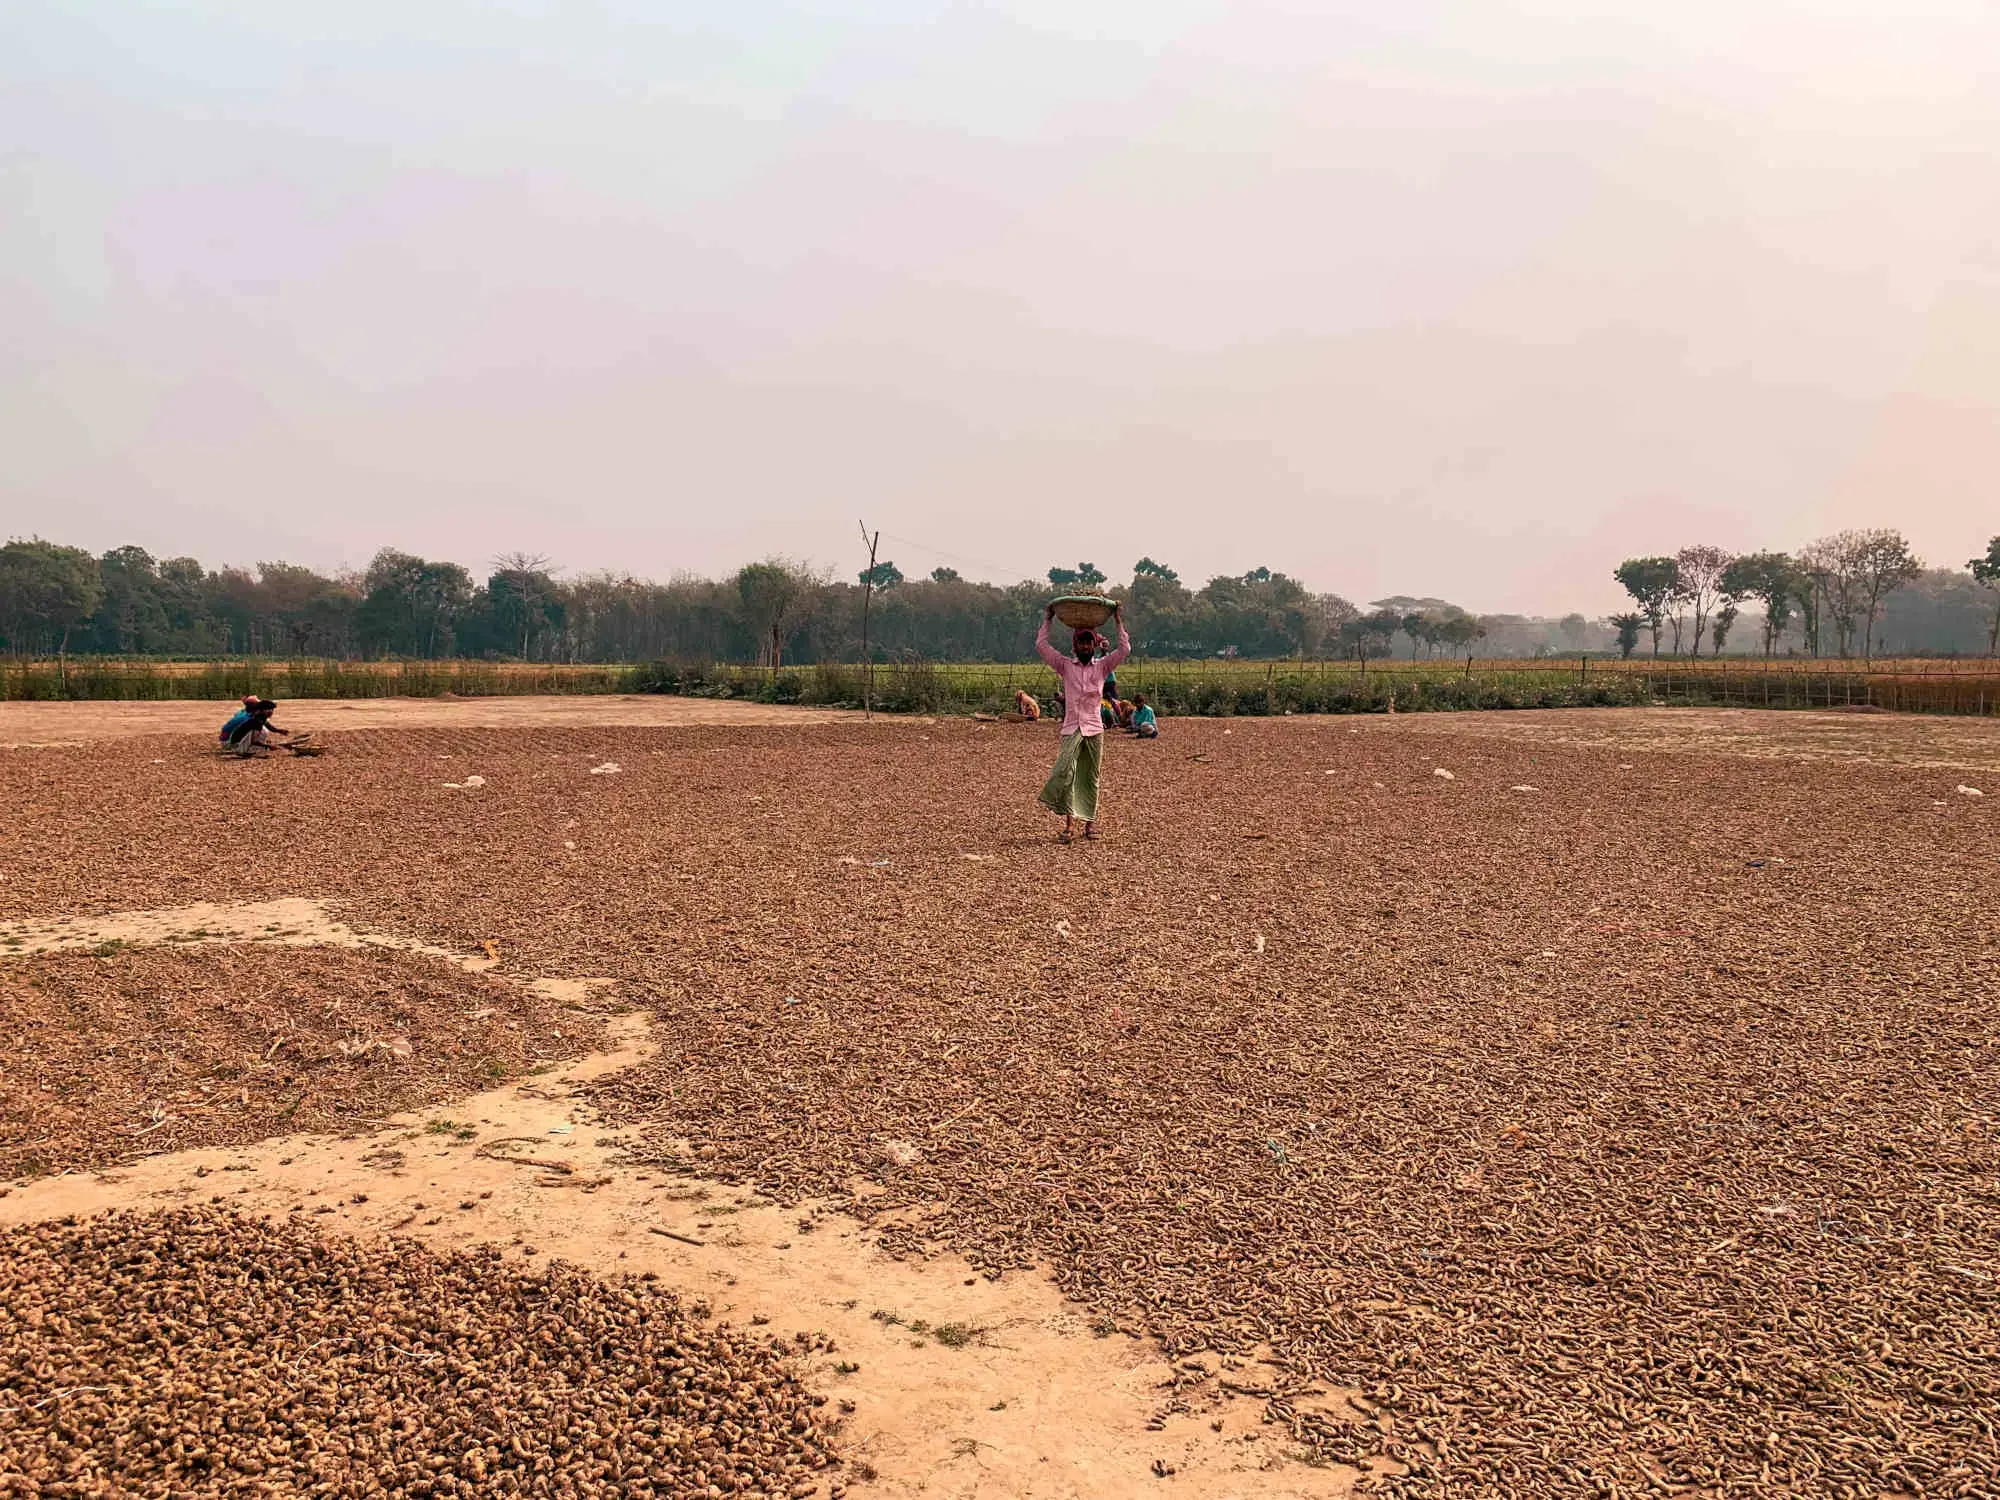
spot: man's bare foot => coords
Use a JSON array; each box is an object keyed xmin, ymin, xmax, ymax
[{"xmin": 1083, "ymin": 823, "xmax": 1099, "ymax": 841}]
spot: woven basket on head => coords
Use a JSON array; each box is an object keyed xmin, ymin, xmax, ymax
[{"xmin": 1050, "ymin": 595, "xmax": 1116, "ymax": 630}]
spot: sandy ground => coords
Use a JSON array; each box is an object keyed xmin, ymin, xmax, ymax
[
  {"xmin": 5, "ymin": 695, "xmax": 1995, "ymax": 769},
  {"xmin": 1361, "ymin": 704, "xmax": 2000, "ymax": 771},
  {"xmin": 0, "ymin": 898, "xmax": 1363, "ymax": 1500},
  {"xmin": 0, "ymin": 895, "xmax": 495, "ymax": 965},
  {"xmin": 0, "ymin": 693, "xmax": 897, "ymax": 746}
]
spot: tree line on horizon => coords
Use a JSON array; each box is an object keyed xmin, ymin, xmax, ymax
[
  {"xmin": 1611, "ymin": 530, "xmax": 2000, "ymax": 661},
  {"xmin": 2, "ymin": 530, "xmax": 1996, "ymax": 666}
]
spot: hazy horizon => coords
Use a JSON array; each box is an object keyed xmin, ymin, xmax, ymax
[{"xmin": 5, "ymin": 3, "xmax": 1996, "ymax": 615}]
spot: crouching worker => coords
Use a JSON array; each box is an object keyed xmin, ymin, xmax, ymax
[
  {"xmin": 219, "ymin": 696, "xmax": 291, "ymax": 757},
  {"xmin": 1014, "ymin": 688, "xmax": 1042, "ymax": 722},
  {"xmin": 1126, "ymin": 694, "xmax": 1159, "ymax": 739}
]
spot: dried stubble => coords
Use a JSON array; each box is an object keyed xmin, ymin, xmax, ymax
[
  {"xmin": 0, "ymin": 1207, "xmax": 837, "ymax": 1499},
  {"xmin": 1, "ymin": 719, "xmax": 1996, "ymax": 1494}
]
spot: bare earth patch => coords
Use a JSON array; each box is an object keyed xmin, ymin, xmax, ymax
[
  {"xmin": 0, "ymin": 693, "xmax": 898, "ymax": 748},
  {"xmin": 1369, "ymin": 704, "xmax": 2000, "ymax": 772}
]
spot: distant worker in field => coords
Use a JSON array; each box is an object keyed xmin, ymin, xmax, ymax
[
  {"xmin": 1126, "ymin": 694, "xmax": 1158, "ymax": 739},
  {"xmin": 219, "ymin": 696, "xmax": 292, "ymax": 757},
  {"xmin": 1035, "ymin": 600, "xmax": 1131, "ymax": 842},
  {"xmin": 217, "ymin": 695, "xmax": 259, "ymax": 748},
  {"xmin": 1013, "ymin": 688, "xmax": 1041, "ymax": 722}
]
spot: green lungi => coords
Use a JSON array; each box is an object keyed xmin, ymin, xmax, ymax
[{"xmin": 1039, "ymin": 731, "xmax": 1103, "ymax": 820}]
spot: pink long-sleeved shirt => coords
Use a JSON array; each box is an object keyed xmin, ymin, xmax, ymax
[{"xmin": 1036, "ymin": 616, "xmax": 1131, "ymax": 737}]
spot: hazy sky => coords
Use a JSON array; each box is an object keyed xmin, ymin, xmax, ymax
[{"xmin": 4, "ymin": 2, "xmax": 1996, "ymax": 613}]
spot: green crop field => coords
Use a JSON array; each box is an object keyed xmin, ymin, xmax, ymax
[{"xmin": 5, "ymin": 654, "xmax": 1997, "ymax": 716}]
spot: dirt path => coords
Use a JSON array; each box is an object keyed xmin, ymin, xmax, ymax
[
  {"xmin": 1361, "ymin": 704, "xmax": 2000, "ymax": 771},
  {"xmin": 0, "ymin": 900, "xmax": 1363, "ymax": 1500},
  {"xmin": 9, "ymin": 695, "xmax": 1993, "ymax": 771},
  {"xmin": 0, "ymin": 694, "xmax": 906, "ymax": 746}
]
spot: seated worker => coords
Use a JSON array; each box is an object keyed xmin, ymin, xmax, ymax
[
  {"xmin": 222, "ymin": 697, "xmax": 291, "ymax": 756},
  {"xmin": 1113, "ymin": 697, "xmax": 1137, "ymax": 729},
  {"xmin": 1099, "ymin": 696, "xmax": 1117, "ymax": 730},
  {"xmin": 1014, "ymin": 688, "xmax": 1042, "ymax": 721},
  {"xmin": 1126, "ymin": 694, "xmax": 1158, "ymax": 738}
]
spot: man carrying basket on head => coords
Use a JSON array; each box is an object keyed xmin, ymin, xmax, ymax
[{"xmin": 1035, "ymin": 599, "xmax": 1131, "ymax": 842}]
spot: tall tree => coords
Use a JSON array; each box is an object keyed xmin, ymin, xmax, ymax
[
  {"xmin": 1047, "ymin": 562, "xmax": 1107, "ymax": 589},
  {"xmin": 357, "ymin": 549, "xmax": 473, "ymax": 657},
  {"xmin": 88, "ymin": 545, "xmax": 169, "ymax": 653},
  {"xmin": 258, "ymin": 561, "xmax": 356, "ymax": 655},
  {"xmin": 1341, "ymin": 606, "xmax": 1402, "ymax": 663},
  {"xmin": 1849, "ymin": 529, "xmax": 1922, "ymax": 660},
  {"xmin": 1710, "ymin": 600, "xmax": 1739, "ymax": 654},
  {"xmin": 1790, "ymin": 553, "xmax": 1828, "ymax": 656},
  {"xmin": 0, "ymin": 539, "xmax": 104, "ymax": 657},
  {"xmin": 1201, "ymin": 570, "xmax": 1313, "ymax": 656},
  {"xmin": 1612, "ymin": 556, "xmax": 1679, "ymax": 657},
  {"xmin": 1800, "ymin": 534, "xmax": 1868, "ymax": 657},
  {"xmin": 1435, "ymin": 609, "xmax": 1486, "ymax": 656},
  {"xmin": 1673, "ymin": 545, "xmax": 1733, "ymax": 657},
  {"xmin": 1133, "ymin": 557, "xmax": 1179, "ymax": 582},
  {"xmin": 1608, "ymin": 612, "xmax": 1643, "ymax": 659},
  {"xmin": 487, "ymin": 554, "xmax": 564, "ymax": 660},
  {"xmin": 1971, "ymin": 536, "xmax": 2000, "ymax": 657},
  {"xmin": 1307, "ymin": 594, "xmax": 1358, "ymax": 657},
  {"xmin": 857, "ymin": 561, "xmax": 904, "ymax": 589},
  {"xmin": 1721, "ymin": 551, "xmax": 1805, "ymax": 656},
  {"xmin": 1127, "ymin": 569, "xmax": 1196, "ymax": 652},
  {"xmin": 928, "ymin": 566, "xmax": 961, "ymax": 583},
  {"xmin": 735, "ymin": 560, "xmax": 820, "ymax": 672}
]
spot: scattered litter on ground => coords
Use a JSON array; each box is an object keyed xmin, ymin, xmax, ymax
[{"xmin": 874, "ymin": 1137, "xmax": 922, "ymax": 1168}]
